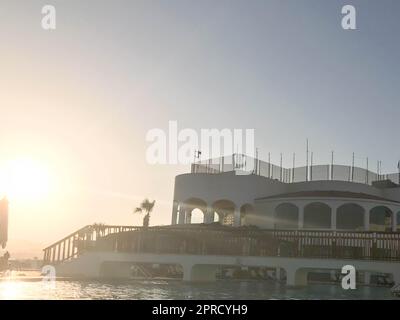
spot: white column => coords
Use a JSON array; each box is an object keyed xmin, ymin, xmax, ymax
[
  {"xmin": 185, "ymin": 209, "xmax": 192, "ymax": 224},
  {"xmin": 331, "ymin": 205, "xmax": 337, "ymax": 230},
  {"xmin": 178, "ymin": 205, "xmax": 186, "ymax": 225},
  {"xmin": 171, "ymin": 201, "xmax": 178, "ymax": 225},
  {"xmin": 298, "ymin": 205, "xmax": 304, "ymax": 229},
  {"xmin": 204, "ymin": 206, "xmax": 214, "ymax": 224},
  {"xmin": 393, "ymin": 211, "xmax": 398, "ymax": 232},
  {"xmin": 234, "ymin": 206, "xmax": 241, "ymax": 227},
  {"xmin": 364, "ymin": 210, "xmax": 370, "ymax": 231}
]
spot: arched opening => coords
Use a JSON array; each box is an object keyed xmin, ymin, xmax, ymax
[
  {"xmin": 274, "ymin": 203, "xmax": 299, "ymax": 229},
  {"xmin": 304, "ymin": 202, "xmax": 331, "ymax": 229},
  {"xmin": 182, "ymin": 198, "xmax": 207, "ymax": 224},
  {"xmin": 370, "ymin": 206, "xmax": 392, "ymax": 232},
  {"xmin": 190, "ymin": 209, "xmax": 204, "ymax": 224},
  {"xmin": 213, "ymin": 200, "xmax": 236, "ymax": 226},
  {"xmin": 337, "ymin": 203, "xmax": 365, "ymax": 230},
  {"xmin": 240, "ymin": 204, "xmax": 254, "ymax": 226}
]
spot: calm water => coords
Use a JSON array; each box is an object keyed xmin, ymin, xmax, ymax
[{"xmin": 0, "ymin": 271, "xmax": 397, "ymax": 300}]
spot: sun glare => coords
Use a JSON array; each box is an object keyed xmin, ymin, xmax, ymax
[{"xmin": 0, "ymin": 157, "xmax": 52, "ymax": 203}]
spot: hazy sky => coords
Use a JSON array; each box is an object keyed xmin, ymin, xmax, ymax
[{"xmin": 1, "ymin": 0, "xmax": 400, "ymax": 256}]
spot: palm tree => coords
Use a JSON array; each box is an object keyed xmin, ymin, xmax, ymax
[{"xmin": 134, "ymin": 198, "xmax": 155, "ymax": 227}]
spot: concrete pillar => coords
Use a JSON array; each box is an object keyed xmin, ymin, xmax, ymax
[
  {"xmin": 203, "ymin": 206, "xmax": 214, "ymax": 224},
  {"xmin": 234, "ymin": 207, "xmax": 241, "ymax": 227},
  {"xmin": 393, "ymin": 271, "xmax": 400, "ymax": 285},
  {"xmin": 298, "ymin": 206, "xmax": 304, "ymax": 229},
  {"xmin": 285, "ymin": 267, "xmax": 308, "ymax": 287},
  {"xmin": 364, "ymin": 271, "xmax": 371, "ymax": 285},
  {"xmin": 182, "ymin": 264, "xmax": 218, "ymax": 282},
  {"xmin": 178, "ymin": 205, "xmax": 186, "ymax": 225},
  {"xmin": 364, "ymin": 210, "xmax": 370, "ymax": 231},
  {"xmin": 285, "ymin": 268, "xmax": 296, "ymax": 286},
  {"xmin": 171, "ymin": 201, "xmax": 178, "ymax": 225},
  {"xmin": 275, "ymin": 268, "xmax": 281, "ymax": 281}
]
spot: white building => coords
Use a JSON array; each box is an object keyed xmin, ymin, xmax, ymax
[
  {"xmin": 172, "ymin": 155, "xmax": 400, "ymax": 232},
  {"xmin": 45, "ymin": 155, "xmax": 400, "ymax": 286}
]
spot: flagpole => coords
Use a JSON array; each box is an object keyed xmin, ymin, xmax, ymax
[
  {"xmin": 398, "ymin": 160, "xmax": 400, "ymax": 185},
  {"xmin": 306, "ymin": 139, "xmax": 309, "ymax": 182}
]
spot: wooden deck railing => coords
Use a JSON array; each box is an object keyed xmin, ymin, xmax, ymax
[
  {"xmin": 43, "ymin": 225, "xmax": 400, "ymax": 264},
  {"xmin": 42, "ymin": 225, "xmax": 139, "ymax": 264}
]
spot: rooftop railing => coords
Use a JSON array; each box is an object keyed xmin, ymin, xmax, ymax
[{"xmin": 191, "ymin": 154, "xmax": 400, "ymax": 186}]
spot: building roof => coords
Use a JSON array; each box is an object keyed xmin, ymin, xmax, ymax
[{"xmin": 255, "ymin": 191, "xmax": 400, "ymax": 203}]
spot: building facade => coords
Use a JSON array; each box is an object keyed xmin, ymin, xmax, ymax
[{"xmin": 171, "ymin": 156, "xmax": 400, "ymax": 233}]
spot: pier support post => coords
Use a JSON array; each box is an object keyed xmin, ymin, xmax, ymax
[
  {"xmin": 182, "ymin": 264, "xmax": 218, "ymax": 282},
  {"xmin": 275, "ymin": 268, "xmax": 281, "ymax": 281},
  {"xmin": 393, "ymin": 271, "xmax": 400, "ymax": 285},
  {"xmin": 364, "ymin": 272, "xmax": 371, "ymax": 285},
  {"xmin": 285, "ymin": 267, "xmax": 308, "ymax": 287}
]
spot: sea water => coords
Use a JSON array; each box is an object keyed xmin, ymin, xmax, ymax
[{"xmin": 0, "ymin": 273, "xmax": 397, "ymax": 300}]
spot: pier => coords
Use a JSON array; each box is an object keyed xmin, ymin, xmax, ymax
[{"xmin": 43, "ymin": 224, "xmax": 400, "ymax": 286}]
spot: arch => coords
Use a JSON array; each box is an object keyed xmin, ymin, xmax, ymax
[
  {"xmin": 304, "ymin": 202, "xmax": 331, "ymax": 229},
  {"xmin": 274, "ymin": 203, "xmax": 299, "ymax": 229},
  {"xmin": 370, "ymin": 206, "xmax": 392, "ymax": 232},
  {"xmin": 240, "ymin": 204, "xmax": 254, "ymax": 226},
  {"xmin": 182, "ymin": 198, "xmax": 208, "ymax": 224},
  {"xmin": 337, "ymin": 203, "xmax": 365, "ymax": 230},
  {"xmin": 190, "ymin": 209, "xmax": 204, "ymax": 224},
  {"xmin": 213, "ymin": 199, "xmax": 236, "ymax": 226}
]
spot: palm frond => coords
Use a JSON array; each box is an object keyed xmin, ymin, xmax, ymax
[{"xmin": 134, "ymin": 207, "xmax": 143, "ymax": 214}]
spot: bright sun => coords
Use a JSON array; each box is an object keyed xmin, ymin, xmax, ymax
[{"xmin": 0, "ymin": 157, "xmax": 52, "ymax": 202}]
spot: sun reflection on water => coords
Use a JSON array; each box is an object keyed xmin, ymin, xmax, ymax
[
  {"xmin": 0, "ymin": 275, "xmax": 397, "ymax": 300},
  {"xmin": 0, "ymin": 280, "xmax": 21, "ymax": 299}
]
